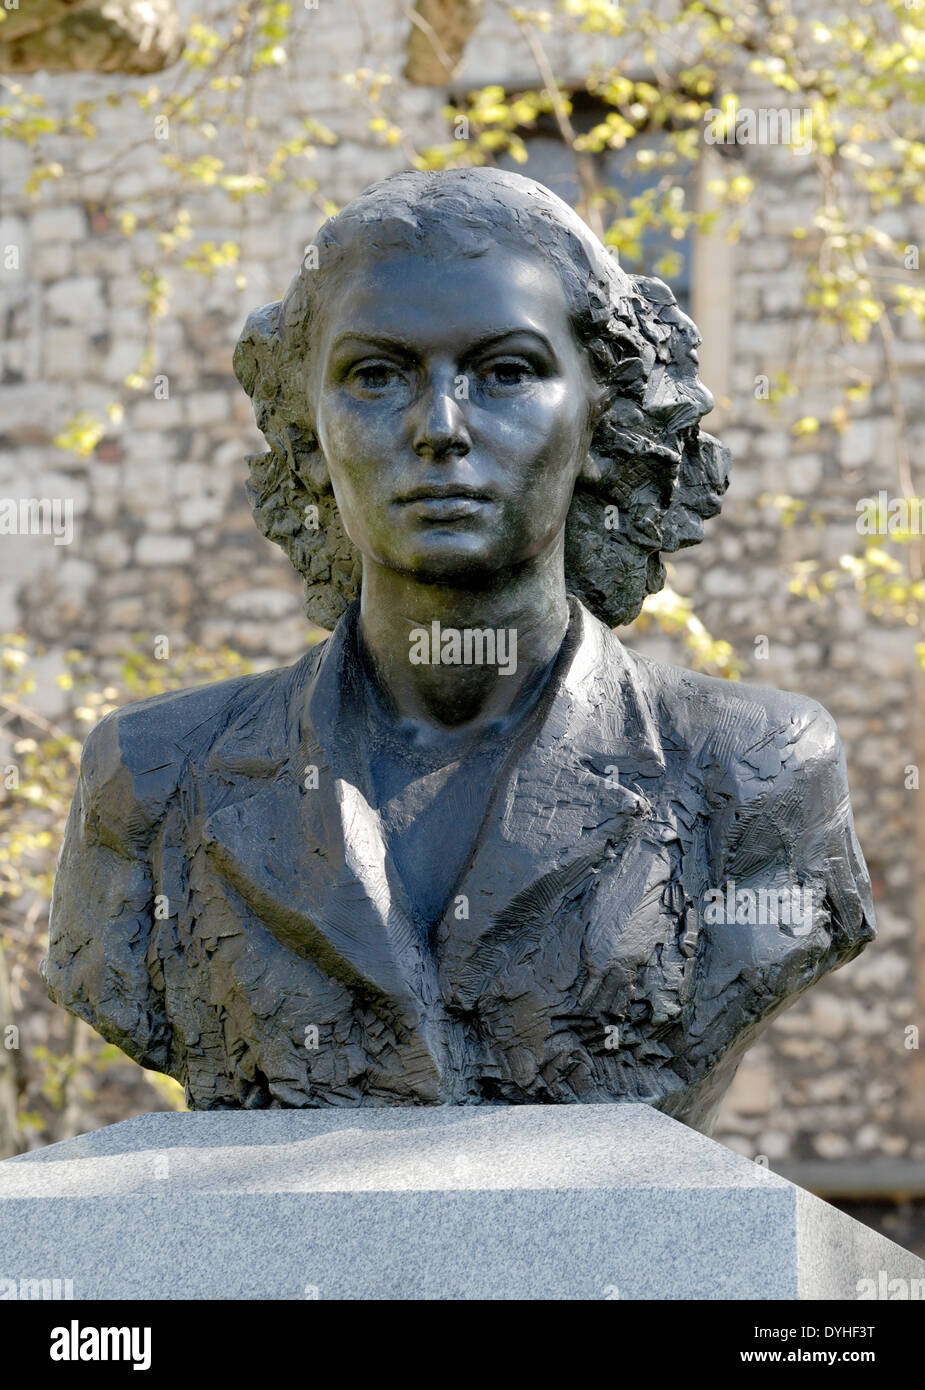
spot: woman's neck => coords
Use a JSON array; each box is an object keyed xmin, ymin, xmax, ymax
[{"xmin": 357, "ymin": 543, "xmax": 571, "ymax": 733}]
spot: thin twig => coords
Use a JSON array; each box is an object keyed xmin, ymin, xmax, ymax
[
  {"xmin": 516, "ymin": 17, "xmax": 604, "ymax": 239},
  {"xmin": 403, "ymin": 3, "xmax": 456, "ymax": 78}
]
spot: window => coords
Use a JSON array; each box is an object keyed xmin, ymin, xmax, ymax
[{"xmin": 495, "ymin": 94, "xmax": 698, "ymax": 313}]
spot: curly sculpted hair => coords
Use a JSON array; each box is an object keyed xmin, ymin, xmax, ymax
[{"xmin": 233, "ymin": 166, "xmax": 730, "ymax": 630}]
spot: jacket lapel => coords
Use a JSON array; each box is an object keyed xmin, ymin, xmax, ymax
[
  {"xmin": 434, "ymin": 602, "xmax": 666, "ymax": 1010},
  {"xmin": 196, "ymin": 599, "xmax": 667, "ymax": 1055},
  {"xmin": 199, "ymin": 612, "xmax": 436, "ymax": 1032}
]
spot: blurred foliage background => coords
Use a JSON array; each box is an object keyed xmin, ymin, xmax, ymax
[{"xmin": 1, "ymin": 0, "xmax": 924, "ymax": 1162}]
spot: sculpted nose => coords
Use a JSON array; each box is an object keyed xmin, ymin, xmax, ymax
[{"xmin": 412, "ymin": 378, "xmax": 471, "ymax": 460}]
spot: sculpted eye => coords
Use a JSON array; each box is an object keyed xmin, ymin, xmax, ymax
[
  {"xmin": 482, "ymin": 358, "xmax": 537, "ymax": 387},
  {"xmin": 349, "ymin": 361, "xmax": 402, "ymax": 390}
]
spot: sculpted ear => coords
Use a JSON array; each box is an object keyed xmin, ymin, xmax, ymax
[
  {"xmin": 577, "ymin": 450, "xmax": 606, "ymax": 487},
  {"xmin": 576, "ymin": 376, "xmax": 614, "ymax": 487},
  {"xmin": 287, "ymin": 425, "xmax": 332, "ymax": 496}
]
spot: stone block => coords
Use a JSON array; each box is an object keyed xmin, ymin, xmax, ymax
[
  {"xmin": 135, "ymin": 533, "xmax": 194, "ymax": 566},
  {"xmin": 45, "ymin": 276, "xmax": 106, "ymax": 328},
  {"xmin": 0, "ymin": 1105, "xmax": 921, "ymax": 1301},
  {"xmin": 32, "ymin": 206, "xmax": 86, "ymax": 244}
]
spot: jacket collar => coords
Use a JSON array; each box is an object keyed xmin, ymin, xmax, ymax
[{"xmin": 198, "ymin": 599, "xmax": 665, "ymax": 1059}]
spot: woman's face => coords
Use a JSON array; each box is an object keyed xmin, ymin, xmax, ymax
[{"xmin": 310, "ymin": 242, "xmax": 601, "ymax": 586}]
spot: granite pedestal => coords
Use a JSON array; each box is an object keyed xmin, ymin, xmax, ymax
[{"xmin": 0, "ymin": 1104, "xmax": 921, "ymax": 1300}]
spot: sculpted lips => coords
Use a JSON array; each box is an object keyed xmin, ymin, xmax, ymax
[{"xmin": 396, "ymin": 482, "xmax": 495, "ymax": 520}]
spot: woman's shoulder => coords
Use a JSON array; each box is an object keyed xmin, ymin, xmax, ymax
[
  {"xmin": 82, "ymin": 665, "xmax": 272, "ymax": 769},
  {"xmin": 75, "ymin": 652, "xmax": 320, "ymax": 833},
  {"xmin": 620, "ymin": 643, "xmax": 874, "ymax": 954},
  {"xmin": 621, "ymin": 642, "xmax": 843, "ymax": 779}
]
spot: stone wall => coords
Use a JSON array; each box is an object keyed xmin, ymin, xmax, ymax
[{"xmin": 1, "ymin": 0, "xmax": 923, "ymax": 1168}]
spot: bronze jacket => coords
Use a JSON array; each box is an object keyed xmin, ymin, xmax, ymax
[{"xmin": 44, "ymin": 599, "xmax": 875, "ymax": 1132}]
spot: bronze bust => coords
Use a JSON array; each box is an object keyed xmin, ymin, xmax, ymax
[{"xmin": 44, "ymin": 168, "xmax": 875, "ymax": 1133}]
